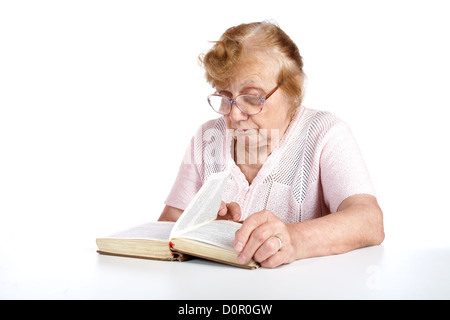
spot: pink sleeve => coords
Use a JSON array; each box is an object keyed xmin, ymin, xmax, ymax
[
  {"xmin": 320, "ymin": 122, "xmax": 376, "ymax": 213},
  {"xmin": 164, "ymin": 138, "xmax": 202, "ymax": 211}
]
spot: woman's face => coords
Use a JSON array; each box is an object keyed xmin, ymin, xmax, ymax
[{"xmin": 219, "ymin": 55, "xmax": 293, "ymax": 151}]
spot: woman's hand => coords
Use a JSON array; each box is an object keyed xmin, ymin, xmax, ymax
[
  {"xmin": 216, "ymin": 201, "xmax": 242, "ymax": 222},
  {"xmin": 234, "ymin": 210, "xmax": 297, "ymax": 268},
  {"xmin": 217, "ymin": 203, "xmax": 297, "ymax": 268},
  {"xmin": 216, "ymin": 194, "xmax": 384, "ymax": 269}
]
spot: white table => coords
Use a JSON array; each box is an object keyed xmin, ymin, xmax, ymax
[{"xmin": 1, "ymin": 240, "xmax": 449, "ymax": 299}]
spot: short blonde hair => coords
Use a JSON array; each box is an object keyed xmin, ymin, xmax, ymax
[{"xmin": 199, "ymin": 21, "xmax": 305, "ymax": 110}]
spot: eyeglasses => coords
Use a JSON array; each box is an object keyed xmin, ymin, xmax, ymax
[{"xmin": 207, "ymin": 85, "xmax": 280, "ymax": 116}]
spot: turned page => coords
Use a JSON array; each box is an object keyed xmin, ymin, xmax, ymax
[{"xmin": 170, "ymin": 169, "xmax": 230, "ymax": 239}]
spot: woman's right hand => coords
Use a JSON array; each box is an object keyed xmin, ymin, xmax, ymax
[{"xmin": 217, "ymin": 201, "xmax": 242, "ymax": 222}]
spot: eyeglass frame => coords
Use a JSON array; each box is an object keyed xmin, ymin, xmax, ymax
[{"xmin": 207, "ymin": 84, "xmax": 280, "ymax": 116}]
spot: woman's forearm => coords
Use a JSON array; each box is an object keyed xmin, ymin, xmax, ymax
[
  {"xmin": 288, "ymin": 194, "xmax": 384, "ymax": 260},
  {"xmin": 158, "ymin": 205, "xmax": 183, "ymax": 222}
]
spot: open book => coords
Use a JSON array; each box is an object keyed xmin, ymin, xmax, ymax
[{"xmin": 96, "ymin": 170, "xmax": 259, "ymax": 269}]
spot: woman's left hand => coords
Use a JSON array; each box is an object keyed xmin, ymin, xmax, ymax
[{"xmin": 234, "ymin": 210, "xmax": 297, "ymax": 268}]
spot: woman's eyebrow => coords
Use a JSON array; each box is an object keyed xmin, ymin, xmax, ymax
[
  {"xmin": 219, "ymin": 87, "xmax": 265, "ymax": 96},
  {"xmin": 219, "ymin": 85, "xmax": 259, "ymax": 91},
  {"xmin": 241, "ymin": 86, "xmax": 265, "ymax": 95},
  {"xmin": 242, "ymin": 85, "xmax": 263, "ymax": 91}
]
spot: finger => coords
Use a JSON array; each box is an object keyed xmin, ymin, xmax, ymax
[
  {"xmin": 234, "ymin": 211, "xmax": 269, "ymax": 252},
  {"xmin": 218, "ymin": 201, "xmax": 227, "ymax": 216},
  {"xmin": 260, "ymin": 236, "xmax": 293, "ymax": 268},
  {"xmin": 260, "ymin": 251, "xmax": 286, "ymax": 269},
  {"xmin": 226, "ymin": 202, "xmax": 242, "ymax": 222},
  {"xmin": 253, "ymin": 236, "xmax": 282, "ymax": 263},
  {"xmin": 238, "ymin": 222, "xmax": 273, "ymax": 264}
]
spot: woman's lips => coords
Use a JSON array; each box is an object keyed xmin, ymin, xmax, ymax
[{"xmin": 233, "ymin": 128, "xmax": 258, "ymax": 136}]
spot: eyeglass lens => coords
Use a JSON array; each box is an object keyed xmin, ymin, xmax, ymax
[{"xmin": 208, "ymin": 95, "xmax": 262, "ymax": 115}]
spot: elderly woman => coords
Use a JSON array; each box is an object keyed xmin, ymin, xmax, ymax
[{"xmin": 159, "ymin": 21, "xmax": 384, "ymax": 268}]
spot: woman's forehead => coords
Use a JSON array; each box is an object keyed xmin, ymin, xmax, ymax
[
  {"xmin": 217, "ymin": 77, "xmax": 265, "ymax": 94},
  {"xmin": 220, "ymin": 59, "xmax": 279, "ymax": 92}
]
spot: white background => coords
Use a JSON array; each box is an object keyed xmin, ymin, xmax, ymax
[{"xmin": 1, "ymin": 0, "xmax": 450, "ymax": 273}]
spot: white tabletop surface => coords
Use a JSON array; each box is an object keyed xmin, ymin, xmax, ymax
[{"xmin": 1, "ymin": 237, "xmax": 449, "ymax": 299}]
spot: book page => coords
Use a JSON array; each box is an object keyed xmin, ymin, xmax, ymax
[
  {"xmin": 170, "ymin": 169, "xmax": 230, "ymax": 238},
  {"xmin": 106, "ymin": 221, "xmax": 174, "ymax": 241},
  {"xmin": 174, "ymin": 220, "xmax": 241, "ymax": 251}
]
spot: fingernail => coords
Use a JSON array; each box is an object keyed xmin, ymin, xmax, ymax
[{"xmin": 235, "ymin": 241, "xmax": 243, "ymax": 252}]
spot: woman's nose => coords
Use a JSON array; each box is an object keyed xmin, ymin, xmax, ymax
[{"xmin": 229, "ymin": 102, "xmax": 249, "ymax": 122}]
